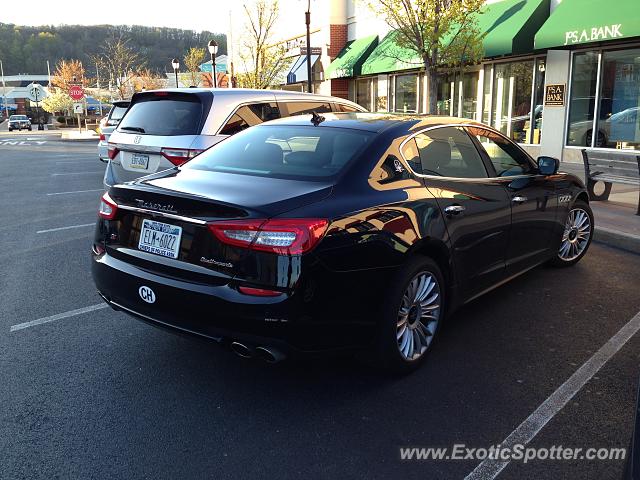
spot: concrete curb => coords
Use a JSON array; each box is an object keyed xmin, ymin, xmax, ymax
[{"xmin": 594, "ymin": 227, "xmax": 640, "ymax": 255}]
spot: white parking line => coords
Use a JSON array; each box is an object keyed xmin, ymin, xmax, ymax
[
  {"xmin": 51, "ymin": 171, "xmax": 103, "ymax": 176},
  {"xmin": 47, "ymin": 189, "xmax": 104, "ymax": 196},
  {"xmin": 36, "ymin": 223, "xmax": 94, "ymax": 234},
  {"xmin": 10, "ymin": 303, "xmax": 109, "ymax": 332},
  {"xmin": 465, "ymin": 309, "xmax": 640, "ymax": 480}
]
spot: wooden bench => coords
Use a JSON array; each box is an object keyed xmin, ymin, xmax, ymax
[{"xmin": 581, "ymin": 149, "xmax": 640, "ymax": 215}]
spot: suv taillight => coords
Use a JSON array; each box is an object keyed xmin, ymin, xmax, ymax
[
  {"xmin": 98, "ymin": 192, "xmax": 118, "ymax": 220},
  {"xmin": 99, "ymin": 133, "xmax": 106, "ymax": 141},
  {"xmin": 107, "ymin": 143, "xmax": 119, "ymax": 160},
  {"xmin": 208, "ymin": 218, "xmax": 329, "ymax": 255},
  {"xmin": 161, "ymin": 148, "xmax": 204, "ymax": 166}
]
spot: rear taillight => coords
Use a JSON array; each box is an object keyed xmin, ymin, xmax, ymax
[
  {"xmin": 98, "ymin": 192, "xmax": 118, "ymax": 220},
  {"xmin": 107, "ymin": 143, "xmax": 119, "ymax": 160},
  {"xmin": 208, "ymin": 218, "xmax": 329, "ymax": 255},
  {"xmin": 238, "ymin": 286, "xmax": 282, "ymax": 297},
  {"xmin": 161, "ymin": 148, "xmax": 204, "ymax": 166},
  {"xmin": 99, "ymin": 133, "xmax": 106, "ymax": 141}
]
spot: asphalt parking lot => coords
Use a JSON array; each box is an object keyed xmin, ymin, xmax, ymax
[{"xmin": 1, "ymin": 137, "xmax": 640, "ymax": 480}]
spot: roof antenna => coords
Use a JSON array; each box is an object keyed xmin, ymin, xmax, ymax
[{"xmin": 310, "ymin": 111, "xmax": 325, "ymax": 126}]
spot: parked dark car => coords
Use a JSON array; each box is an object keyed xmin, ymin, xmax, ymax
[
  {"xmin": 8, "ymin": 114, "xmax": 32, "ymax": 131},
  {"xmin": 91, "ymin": 113, "xmax": 593, "ymax": 373}
]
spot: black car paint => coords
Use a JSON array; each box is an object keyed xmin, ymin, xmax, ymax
[{"xmin": 91, "ymin": 114, "xmax": 588, "ymax": 354}]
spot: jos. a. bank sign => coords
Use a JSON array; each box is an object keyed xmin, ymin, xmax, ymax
[{"xmin": 564, "ymin": 24, "xmax": 623, "ymax": 45}]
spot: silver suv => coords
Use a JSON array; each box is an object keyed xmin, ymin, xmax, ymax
[{"xmin": 104, "ymin": 89, "xmax": 366, "ymax": 186}]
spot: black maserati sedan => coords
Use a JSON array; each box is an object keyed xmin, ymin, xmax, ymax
[{"xmin": 92, "ymin": 113, "xmax": 593, "ymax": 373}]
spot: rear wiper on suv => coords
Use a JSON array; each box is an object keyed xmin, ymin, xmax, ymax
[{"xmin": 120, "ymin": 126, "xmax": 145, "ymax": 133}]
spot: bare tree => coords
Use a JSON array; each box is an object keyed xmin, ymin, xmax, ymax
[
  {"xmin": 92, "ymin": 35, "xmax": 144, "ymax": 99},
  {"xmin": 237, "ymin": 0, "xmax": 291, "ymax": 89},
  {"xmin": 366, "ymin": 0, "xmax": 485, "ymax": 113}
]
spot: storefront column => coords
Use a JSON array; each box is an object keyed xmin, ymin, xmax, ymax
[{"xmin": 539, "ymin": 49, "xmax": 571, "ymax": 161}]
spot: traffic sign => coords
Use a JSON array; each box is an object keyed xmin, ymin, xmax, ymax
[
  {"xmin": 69, "ymin": 85, "xmax": 84, "ymax": 101},
  {"xmin": 73, "ymin": 103, "xmax": 84, "ymax": 114},
  {"xmin": 26, "ymin": 83, "xmax": 45, "ymax": 102}
]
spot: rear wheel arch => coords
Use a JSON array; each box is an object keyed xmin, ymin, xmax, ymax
[{"xmin": 407, "ymin": 239, "xmax": 454, "ymax": 290}]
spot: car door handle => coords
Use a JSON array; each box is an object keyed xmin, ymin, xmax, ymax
[
  {"xmin": 512, "ymin": 196, "xmax": 528, "ymax": 204},
  {"xmin": 444, "ymin": 205, "xmax": 465, "ymax": 216}
]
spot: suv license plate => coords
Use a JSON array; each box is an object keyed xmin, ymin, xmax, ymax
[{"xmin": 130, "ymin": 153, "xmax": 149, "ymax": 169}]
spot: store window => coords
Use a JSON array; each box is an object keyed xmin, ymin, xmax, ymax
[
  {"xmin": 597, "ymin": 48, "xmax": 640, "ymax": 150},
  {"xmin": 491, "ymin": 60, "xmax": 534, "ymax": 144},
  {"xmin": 461, "ymin": 72, "xmax": 480, "ymax": 120},
  {"xmin": 393, "ymin": 74, "xmax": 418, "ymax": 113},
  {"xmin": 355, "ymin": 78, "xmax": 375, "ymax": 111},
  {"xmin": 437, "ymin": 74, "xmax": 454, "ymax": 115},
  {"xmin": 436, "ymin": 72, "xmax": 479, "ymax": 119},
  {"xmin": 567, "ymin": 51, "xmax": 600, "ymax": 147}
]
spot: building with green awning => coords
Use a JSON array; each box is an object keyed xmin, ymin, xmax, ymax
[
  {"xmin": 359, "ymin": 0, "xmax": 550, "ymax": 76},
  {"xmin": 326, "ymin": 35, "xmax": 379, "ymax": 79},
  {"xmin": 535, "ymin": 0, "xmax": 640, "ymax": 49}
]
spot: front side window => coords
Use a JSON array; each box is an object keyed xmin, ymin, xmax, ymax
[
  {"xmin": 468, "ymin": 127, "xmax": 533, "ymax": 177},
  {"xmin": 185, "ymin": 125, "xmax": 373, "ymax": 180},
  {"xmin": 219, "ymin": 102, "xmax": 280, "ymax": 136},
  {"xmin": 414, "ymin": 127, "xmax": 487, "ymax": 178}
]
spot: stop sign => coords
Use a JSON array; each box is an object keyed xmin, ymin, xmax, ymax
[{"xmin": 69, "ymin": 85, "xmax": 84, "ymax": 101}]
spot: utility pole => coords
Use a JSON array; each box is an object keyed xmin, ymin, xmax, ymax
[
  {"xmin": 1, "ymin": 60, "xmax": 8, "ymax": 120},
  {"xmin": 305, "ymin": 0, "xmax": 312, "ymax": 93}
]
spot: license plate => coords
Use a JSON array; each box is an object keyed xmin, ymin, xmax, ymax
[
  {"xmin": 138, "ymin": 219, "xmax": 182, "ymax": 259},
  {"xmin": 130, "ymin": 153, "xmax": 149, "ymax": 169}
]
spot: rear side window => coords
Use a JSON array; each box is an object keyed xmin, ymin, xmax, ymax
[
  {"xmin": 185, "ymin": 125, "xmax": 373, "ymax": 180},
  {"xmin": 118, "ymin": 93, "xmax": 203, "ymax": 136},
  {"xmin": 281, "ymin": 102, "xmax": 332, "ymax": 117},
  {"xmin": 414, "ymin": 127, "xmax": 487, "ymax": 178},
  {"xmin": 334, "ymin": 103, "xmax": 362, "ymax": 112},
  {"xmin": 219, "ymin": 102, "xmax": 281, "ymax": 135}
]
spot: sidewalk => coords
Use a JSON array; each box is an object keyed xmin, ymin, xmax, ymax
[{"xmin": 561, "ymin": 161, "xmax": 640, "ymax": 254}]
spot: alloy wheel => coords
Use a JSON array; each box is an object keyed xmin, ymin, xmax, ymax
[
  {"xmin": 558, "ymin": 207, "xmax": 591, "ymax": 262},
  {"xmin": 396, "ymin": 271, "xmax": 441, "ymax": 361}
]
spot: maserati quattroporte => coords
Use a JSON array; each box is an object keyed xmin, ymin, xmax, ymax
[{"xmin": 91, "ymin": 113, "xmax": 593, "ymax": 373}]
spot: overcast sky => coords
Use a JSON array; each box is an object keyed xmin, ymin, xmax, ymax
[{"xmin": 2, "ymin": 1, "xmax": 230, "ymax": 33}]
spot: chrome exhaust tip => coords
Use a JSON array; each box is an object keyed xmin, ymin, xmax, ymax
[
  {"xmin": 254, "ymin": 346, "xmax": 286, "ymax": 364},
  {"xmin": 230, "ymin": 341, "xmax": 254, "ymax": 359}
]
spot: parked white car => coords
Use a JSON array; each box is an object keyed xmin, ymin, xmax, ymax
[
  {"xmin": 104, "ymin": 89, "xmax": 366, "ymax": 186},
  {"xmin": 98, "ymin": 101, "xmax": 130, "ymax": 162}
]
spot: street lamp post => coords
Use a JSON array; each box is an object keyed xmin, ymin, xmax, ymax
[
  {"xmin": 208, "ymin": 40, "xmax": 219, "ymax": 88},
  {"xmin": 34, "ymin": 86, "xmax": 43, "ymax": 130},
  {"xmin": 305, "ymin": 0, "xmax": 312, "ymax": 93},
  {"xmin": 172, "ymin": 58, "xmax": 180, "ymax": 88}
]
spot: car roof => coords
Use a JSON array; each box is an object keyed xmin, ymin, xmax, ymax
[
  {"xmin": 257, "ymin": 112, "xmax": 485, "ymax": 133},
  {"xmin": 142, "ymin": 87, "xmax": 359, "ymax": 104}
]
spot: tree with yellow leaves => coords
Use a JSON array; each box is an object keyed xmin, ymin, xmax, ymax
[{"xmin": 366, "ymin": 0, "xmax": 485, "ymax": 113}]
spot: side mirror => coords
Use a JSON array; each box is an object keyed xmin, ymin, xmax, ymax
[{"xmin": 537, "ymin": 156, "xmax": 559, "ymax": 176}]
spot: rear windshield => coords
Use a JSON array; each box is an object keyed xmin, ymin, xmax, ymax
[
  {"xmin": 184, "ymin": 124, "xmax": 373, "ymax": 180},
  {"xmin": 107, "ymin": 105, "xmax": 128, "ymax": 126},
  {"xmin": 10, "ymin": 115, "xmax": 27, "ymax": 120},
  {"xmin": 117, "ymin": 93, "xmax": 203, "ymax": 136}
]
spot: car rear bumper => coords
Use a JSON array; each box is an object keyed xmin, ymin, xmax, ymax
[{"xmin": 92, "ymin": 251, "xmax": 373, "ymax": 353}]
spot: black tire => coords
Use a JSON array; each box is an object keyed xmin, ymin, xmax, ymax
[
  {"xmin": 28, "ymin": 126, "xmax": 32, "ymax": 131},
  {"xmin": 373, "ymin": 256, "xmax": 445, "ymax": 375},
  {"xmin": 585, "ymin": 130, "xmax": 606, "ymax": 148},
  {"xmin": 549, "ymin": 199, "xmax": 594, "ymax": 268}
]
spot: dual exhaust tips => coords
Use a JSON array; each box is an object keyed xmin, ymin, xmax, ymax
[{"xmin": 230, "ymin": 341, "xmax": 286, "ymax": 364}]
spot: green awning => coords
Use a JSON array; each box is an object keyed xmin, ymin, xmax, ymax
[
  {"xmin": 361, "ymin": 0, "xmax": 550, "ymax": 75},
  {"xmin": 326, "ymin": 35, "xmax": 379, "ymax": 79},
  {"xmin": 361, "ymin": 31, "xmax": 422, "ymax": 76},
  {"xmin": 477, "ymin": 0, "xmax": 550, "ymax": 57},
  {"xmin": 535, "ymin": 0, "xmax": 640, "ymax": 49}
]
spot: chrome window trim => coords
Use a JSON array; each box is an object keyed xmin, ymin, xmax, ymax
[
  {"xmin": 398, "ymin": 123, "xmax": 538, "ymax": 182},
  {"xmin": 117, "ymin": 204, "xmax": 207, "ymax": 225}
]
